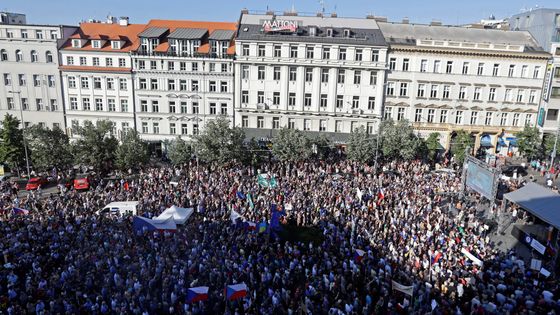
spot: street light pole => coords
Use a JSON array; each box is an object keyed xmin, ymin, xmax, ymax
[{"xmin": 9, "ymin": 91, "xmax": 31, "ymax": 177}]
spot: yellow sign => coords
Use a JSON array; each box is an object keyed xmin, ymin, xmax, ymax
[{"xmin": 0, "ymin": 165, "xmax": 4, "ymax": 176}]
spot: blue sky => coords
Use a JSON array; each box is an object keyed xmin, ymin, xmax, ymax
[{"xmin": 2, "ymin": 0, "xmax": 559, "ymax": 25}]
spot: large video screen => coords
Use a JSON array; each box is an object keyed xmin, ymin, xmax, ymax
[{"xmin": 465, "ymin": 161, "xmax": 496, "ymax": 200}]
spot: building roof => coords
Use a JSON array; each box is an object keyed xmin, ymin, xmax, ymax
[
  {"xmin": 209, "ymin": 29, "xmax": 235, "ymax": 41},
  {"xmin": 137, "ymin": 19, "xmax": 238, "ymax": 55},
  {"xmin": 504, "ymin": 183, "xmax": 560, "ymax": 229},
  {"xmin": 138, "ymin": 26, "xmax": 168, "ymax": 38},
  {"xmin": 61, "ymin": 22, "xmax": 147, "ymax": 52},
  {"xmin": 378, "ymin": 22, "xmax": 544, "ymax": 52},
  {"xmin": 168, "ymin": 28, "xmax": 207, "ymax": 39},
  {"xmin": 237, "ymin": 14, "xmax": 386, "ymax": 46}
]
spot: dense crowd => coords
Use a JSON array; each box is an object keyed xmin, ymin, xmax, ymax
[{"xmin": 0, "ymin": 160, "xmax": 558, "ymax": 314}]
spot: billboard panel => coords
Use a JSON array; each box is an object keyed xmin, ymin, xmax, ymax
[{"xmin": 465, "ymin": 160, "xmax": 496, "ymax": 200}]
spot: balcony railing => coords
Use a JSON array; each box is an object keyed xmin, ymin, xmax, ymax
[{"xmin": 132, "ymin": 50, "xmax": 234, "ymax": 60}]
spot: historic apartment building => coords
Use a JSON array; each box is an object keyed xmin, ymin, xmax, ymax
[
  {"xmin": 0, "ymin": 15, "xmax": 76, "ymax": 129},
  {"xmin": 377, "ymin": 21, "xmax": 550, "ymax": 154},
  {"xmin": 131, "ymin": 19, "xmax": 236, "ymax": 151},
  {"xmin": 59, "ymin": 17, "xmax": 145, "ymax": 139},
  {"xmin": 234, "ymin": 11, "xmax": 388, "ymax": 139}
]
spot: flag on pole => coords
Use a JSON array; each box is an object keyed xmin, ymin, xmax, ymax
[
  {"xmin": 354, "ymin": 249, "xmax": 366, "ymax": 263},
  {"xmin": 230, "ymin": 209, "xmax": 243, "ymax": 224},
  {"xmin": 258, "ymin": 222, "xmax": 267, "ymax": 233},
  {"xmin": 247, "ymin": 193, "xmax": 254, "ymax": 210},
  {"xmin": 245, "ymin": 221, "xmax": 257, "ymax": 231},
  {"xmin": 356, "ymin": 188, "xmax": 363, "ymax": 200},
  {"xmin": 225, "ymin": 283, "xmax": 247, "ymax": 301},
  {"xmin": 187, "ymin": 286, "xmax": 209, "ymax": 303},
  {"xmin": 12, "ymin": 207, "xmax": 29, "ymax": 215}
]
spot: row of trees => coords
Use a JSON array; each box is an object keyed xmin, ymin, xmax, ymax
[
  {"xmin": 515, "ymin": 125, "xmax": 558, "ymax": 161},
  {"xmin": 0, "ymin": 113, "xmax": 492, "ymax": 175},
  {"xmin": 0, "ymin": 114, "xmax": 150, "ymax": 175}
]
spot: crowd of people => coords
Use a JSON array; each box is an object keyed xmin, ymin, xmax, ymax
[{"xmin": 0, "ymin": 159, "xmax": 558, "ymax": 314}]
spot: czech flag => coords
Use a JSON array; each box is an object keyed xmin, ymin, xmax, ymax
[
  {"xmin": 355, "ymin": 249, "xmax": 366, "ymax": 263},
  {"xmin": 187, "ymin": 286, "xmax": 209, "ymax": 303},
  {"xmin": 13, "ymin": 207, "xmax": 30, "ymax": 215},
  {"xmin": 225, "ymin": 283, "xmax": 247, "ymax": 301},
  {"xmin": 245, "ymin": 222, "xmax": 257, "ymax": 231},
  {"xmin": 377, "ymin": 189, "xmax": 385, "ymax": 201}
]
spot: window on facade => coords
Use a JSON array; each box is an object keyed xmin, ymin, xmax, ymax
[
  {"xmin": 181, "ymin": 102, "xmax": 187, "ymax": 113},
  {"xmin": 402, "ymin": 58, "xmax": 409, "ymax": 71},
  {"xmin": 274, "ymin": 45, "xmax": 281, "ymax": 57},
  {"xmin": 455, "ymin": 111, "xmax": 463, "ymax": 124},
  {"xmin": 485, "ymin": 112, "xmax": 492, "ymax": 125},
  {"xmin": 241, "ymin": 65, "xmax": 249, "ymax": 79},
  {"xmin": 69, "ymin": 97, "xmax": 78, "ymax": 110},
  {"xmin": 355, "ymin": 49, "xmax": 362, "ymax": 61},
  {"xmin": 3, "ymin": 73, "xmax": 10, "ymax": 86},
  {"xmin": 306, "ymin": 46, "xmax": 314, "ymax": 59},
  {"xmin": 459, "ymin": 87, "xmax": 467, "ymax": 100},
  {"xmin": 181, "ymin": 123, "xmax": 188, "ymax": 135},
  {"xmin": 414, "ymin": 109, "xmax": 423, "ymax": 122},
  {"xmin": 512, "ymin": 113, "xmax": 520, "ymax": 126},
  {"xmin": 272, "ymin": 117, "xmax": 280, "ymax": 129},
  {"xmin": 336, "ymin": 95, "xmax": 343, "ymax": 109},
  {"xmin": 288, "ymin": 118, "xmax": 295, "ymax": 129},
  {"xmin": 417, "ymin": 84, "xmax": 426, "ymax": 98},
  {"xmin": 470, "ymin": 111, "xmax": 478, "ymax": 125},
  {"xmin": 191, "ymin": 80, "xmax": 199, "ymax": 91},
  {"xmin": 141, "ymin": 122, "xmax": 148, "ymax": 133},
  {"xmin": 140, "ymin": 100, "xmax": 148, "ymax": 112},
  {"xmin": 500, "ymin": 113, "xmax": 508, "ymax": 126},
  {"xmin": 107, "ymin": 99, "xmax": 115, "ymax": 112},
  {"xmin": 420, "ymin": 59, "xmax": 427, "ymax": 72},
  {"xmin": 289, "ymin": 67, "xmax": 297, "ymax": 81},
  {"xmin": 529, "ymin": 90, "xmax": 536, "ymax": 103},
  {"xmin": 121, "ymin": 99, "xmax": 128, "ymax": 112},
  {"xmin": 477, "ymin": 63, "xmax": 484, "ymax": 75},
  {"xmin": 107, "ymin": 78, "xmax": 114, "ymax": 90},
  {"xmin": 15, "ymin": 50, "xmax": 23, "ymax": 62},
  {"xmin": 273, "ymin": 92, "xmax": 280, "ymax": 105},
  {"xmin": 290, "ymin": 45, "xmax": 298, "ymax": 58},
  {"xmin": 257, "ymin": 116, "xmax": 264, "ymax": 128},
  {"xmin": 93, "ymin": 77, "xmax": 102, "ymax": 89},
  {"xmin": 433, "ymin": 60, "xmax": 441, "ymax": 73},
  {"xmin": 525, "ymin": 114, "xmax": 533, "ymax": 126},
  {"xmin": 322, "ymin": 47, "xmax": 330, "ymax": 59},
  {"xmin": 258, "ymin": 45, "xmax": 265, "ymax": 57},
  {"xmin": 242, "ymin": 44, "xmax": 249, "ymax": 56},
  {"xmin": 440, "ymin": 110, "xmax": 448, "ymax": 123},
  {"xmin": 30, "ymin": 50, "xmax": 38, "ymax": 62},
  {"xmin": 257, "ymin": 91, "xmax": 264, "ymax": 105},
  {"xmin": 209, "ymin": 103, "xmax": 216, "ymax": 115},
  {"xmin": 0, "ymin": 49, "xmax": 8, "ymax": 61},
  {"xmin": 462, "ymin": 62, "xmax": 469, "ymax": 75},
  {"xmin": 192, "ymin": 102, "xmax": 199, "ymax": 114},
  {"xmin": 257, "ymin": 66, "xmax": 265, "ymax": 80},
  {"xmin": 288, "ymin": 93, "xmax": 296, "ymax": 106},
  {"xmin": 389, "ymin": 58, "xmax": 396, "ymax": 70},
  {"xmin": 508, "ymin": 65, "xmax": 515, "ymax": 77},
  {"xmin": 320, "ymin": 94, "xmax": 328, "ymax": 108},
  {"xmin": 399, "ymin": 83, "xmax": 408, "ymax": 96},
  {"xmin": 273, "ymin": 66, "xmax": 281, "ymax": 80},
  {"xmin": 95, "ymin": 98, "xmax": 103, "ymax": 111},
  {"xmin": 304, "ymin": 119, "xmax": 311, "ymax": 131},
  {"xmin": 81, "ymin": 77, "xmax": 89, "ymax": 89},
  {"xmin": 335, "ymin": 120, "xmax": 342, "ymax": 132},
  {"xmin": 241, "ymin": 91, "xmax": 249, "ymax": 104},
  {"xmin": 92, "ymin": 57, "xmax": 100, "ymax": 66},
  {"xmin": 442, "ymin": 85, "xmax": 450, "ymax": 99},
  {"xmin": 430, "ymin": 85, "xmax": 438, "ymax": 98},
  {"xmin": 305, "ymin": 68, "xmax": 313, "ymax": 82},
  {"xmin": 397, "ymin": 108, "xmax": 405, "ymax": 121},
  {"xmin": 338, "ymin": 48, "xmax": 346, "ymax": 60},
  {"xmin": 521, "ymin": 65, "xmax": 528, "ymax": 78},
  {"xmin": 179, "ymin": 80, "xmax": 187, "ymax": 91},
  {"xmin": 80, "ymin": 57, "xmax": 86, "ymax": 66},
  {"xmin": 517, "ymin": 90, "xmax": 524, "ymax": 103},
  {"xmin": 352, "ymin": 96, "xmax": 359, "ymax": 109},
  {"xmin": 337, "ymin": 69, "xmax": 345, "ymax": 84},
  {"xmin": 371, "ymin": 49, "xmax": 379, "ymax": 62},
  {"xmin": 304, "ymin": 94, "xmax": 312, "ymax": 107},
  {"xmin": 492, "ymin": 64, "xmax": 499, "ymax": 76},
  {"xmin": 242, "ymin": 116, "xmax": 248, "ymax": 128},
  {"xmin": 533, "ymin": 66, "xmax": 541, "ymax": 79},
  {"xmin": 220, "ymin": 81, "xmax": 228, "ymax": 93},
  {"xmin": 209, "ymin": 81, "xmax": 216, "ymax": 92},
  {"xmin": 33, "ymin": 75, "xmax": 41, "ymax": 87},
  {"xmin": 369, "ymin": 71, "xmax": 377, "ymax": 85},
  {"xmin": 151, "ymin": 100, "xmax": 159, "ymax": 113},
  {"xmin": 489, "ymin": 88, "xmax": 496, "ymax": 101},
  {"xmin": 6, "ymin": 97, "xmax": 14, "ymax": 110},
  {"xmin": 83, "ymin": 98, "xmax": 90, "ymax": 110},
  {"xmin": 386, "ymin": 82, "xmax": 395, "ymax": 96},
  {"xmin": 473, "ymin": 87, "xmax": 481, "ymax": 101},
  {"xmin": 119, "ymin": 58, "xmax": 126, "ymax": 67},
  {"xmin": 427, "ymin": 109, "xmax": 435, "ymax": 123},
  {"xmin": 353, "ymin": 70, "xmax": 361, "ymax": 85}
]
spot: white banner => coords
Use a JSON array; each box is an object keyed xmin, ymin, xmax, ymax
[
  {"xmin": 391, "ymin": 280, "xmax": 413, "ymax": 297},
  {"xmin": 530, "ymin": 239, "xmax": 546, "ymax": 255},
  {"xmin": 461, "ymin": 248, "xmax": 483, "ymax": 266}
]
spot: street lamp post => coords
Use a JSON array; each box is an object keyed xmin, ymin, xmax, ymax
[{"xmin": 8, "ymin": 91, "xmax": 31, "ymax": 177}]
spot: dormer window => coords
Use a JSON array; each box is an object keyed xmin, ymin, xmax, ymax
[
  {"xmin": 111, "ymin": 41, "xmax": 121, "ymax": 49},
  {"xmin": 221, "ymin": 41, "xmax": 229, "ymax": 56},
  {"xmin": 92, "ymin": 40, "xmax": 101, "ymax": 48},
  {"xmin": 309, "ymin": 27, "xmax": 317, "ymax": 36},
  {"xmin": 343, "ymin": 29, "xmax": 351, "ymax": 38},
  {"xmin": 326, "ymin": 28, "xmax": 333, "ymax": 37},
  {"xmin": 193, "ymin": 40, "xmax": 200, "ymax": 51},
  {"xmin": 72, "ymin": 39, "xmax": 81, "ymax": 48}
]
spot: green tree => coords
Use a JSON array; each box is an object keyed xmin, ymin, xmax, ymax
[
  {"xmin": 72, "ymin": 120, "xmax": 118, "ymax": 173},
  {"xmin": 425, "ymin": 132, "xmax": 442, "ymax": 161},
  {"xmin": 193, "ymin": 117, "xmax": 245, "ymax": 164},
  {"xmin": 244, "ymin": 138, "xmax": 266, "ymax": 166},
  {"xmin": 516, "ymin": 125, "xmax": 541, "ymax": 160},
  {"xmin": 311, "ymin": 134, "xmax": 332, "ymax": 160},
  {"xmin": 115, "ymin": 130, "xmax": 149, "ymax": 170},
  {"xmin": 168, "ymin": 136, "xmax": 193, "ymax": 165},
  {"xmin": 450, "ymin": 130, "xmax": 474, "ymax": 164},
  {"xmin": 543, "ymin": 133, "xmax": 558, "ymax": 159},
  {"xmin": 0, "ymin": 114, "xmax": 26, "ymax": 172},
  {"xmin": 271, "ymin": 128, "xmax": 312, "ymax": 161},
  {"xmin": 379, "ymin": 119, "xmax": 421, "ymax": 160},
  {"xmin": 347, "ymin": 126, "xmax": 376, "ymax": 163},
  {"xmin": 26, "ymin": 124, "xmax": 73, "ymax": 172}
]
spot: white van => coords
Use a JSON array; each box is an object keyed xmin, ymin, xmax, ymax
[{"xmin": 97, "ymin": 201, "xmax": 139, "ymax": 216}]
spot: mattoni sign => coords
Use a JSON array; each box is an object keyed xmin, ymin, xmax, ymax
[{"xmin": 262, "ymin": 19, "xmax": 298, "ymax": 33}]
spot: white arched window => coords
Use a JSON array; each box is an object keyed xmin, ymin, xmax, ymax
[
  {"xmin": 15, "ymin": 50, "xmax": 23, "ymax": 62},
  {"xmin": 45, "ymin": 51, "xmax": 53, "ymax": 63},
  {"xmin": 31, "ymin": 50, "xmax": 38, "ymax": 62},
  {"xmin": 0, "ymin": 49, "xmax": 7, "ymax": 61}
]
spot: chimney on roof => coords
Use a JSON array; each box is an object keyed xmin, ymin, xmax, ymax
[
  {"xmin": 119, "ymin": 16, "xmax": 129, "ymax": 26},
  {"xmin": 331, "ymin": 12, "xmax": 337, "ymax": 18},
  {"xmin": 366, "ymin": 14, "xmax": 375, "ymax": 19},
  {"xmin": 402, "ymin": 17, "xmax": 409, "ymax": 24},
  {"xmin": 430, "ymin": 20, "xmax": 442, "ymax": 26},
  {"xmin": 374, "ymin": 16, "xmax": 388, "ymax": 22},
  {"xmin": 266, "ymin": 10, "xmax": 274, "ymax": 15},
  {"xmin": 316, "ymin": 12, "xmax": 323, "ymax": 17},
  {"xmin": 241, "ymin": 8, "xmax": 249, "ymax": 14},
  {"xmin": 284, "ymin": 11, "xmax": 298, "ymax": 16},
  {"xmin": 469, "ymin": 23, "xmax": 484, "ymax": 29}
]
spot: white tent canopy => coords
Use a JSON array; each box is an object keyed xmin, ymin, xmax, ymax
[
  {"xmin": 154, "ymin": 206, "xmax": 194, "ymax": 225},
  {"xmin": 503, "ymin": 183, "xmax": 560, "ymax": 229}
]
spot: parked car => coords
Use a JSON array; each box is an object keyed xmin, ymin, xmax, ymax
[
  {"xmin": 59, "ymin": 177, "xmax": 75, "ymax": 189},
  {"xmin": 74, "ymin": 174, "xmax": 91, "ymax": 190},
  {"xmin": 501, "ymin": 165, "xmax": 528, "ymax": 178},
  {"xmin": 25, "ymin": 176, "xmax": 49, "ymax": 190}
]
